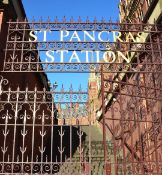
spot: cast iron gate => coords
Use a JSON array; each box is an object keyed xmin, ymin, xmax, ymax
[{"xmin": 0, "ymin": 20, "xmax": 162, "ymax": 174}]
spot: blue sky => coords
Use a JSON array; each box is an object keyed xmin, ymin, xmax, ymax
[
  {"xmin": 22, "ymin": 0, "xmax": 119, "ymax": 91},
  {"xmin": 22, "ymin": 0, "xmax": 119, "ymax": 21}
]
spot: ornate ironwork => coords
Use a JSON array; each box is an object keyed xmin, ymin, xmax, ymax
[
  {"xmin": 7, "ymin": 19, "xmax": 162, "ymax": 32},
  {"xmin": 2, "ymin": 21, "xmax": 162, "ymax": 73},
  {"xmin": 0, "ymin": 20, "xmax": 162, "ymax": 174},
  {"xmin": 0, "ymin": 78, "xmax": 94, "ymax": 174},
  {"xmin": 3, "ymin": 62, "xmax": 162, "ymax": 73},
  {"xmin": 100, "ymin": 57, "xmax": 162, "ymax": 174}
]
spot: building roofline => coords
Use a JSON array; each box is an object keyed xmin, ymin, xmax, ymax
[
  {"xmin": 9, "ymin": 0, "xmax": 26, "ymax": 19},
  {"xmin": 17, "ymin": 0, "xmax": 26, "ymax": 18}
]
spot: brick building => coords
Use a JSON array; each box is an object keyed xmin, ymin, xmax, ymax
[
  {"xmin": 93, "ymin": 0, "xmax": 162, "ymax": 174},
  {"xmin": 0, "ymin": 1, "xmax": 57, "ymax": 173},
  {"xmin": 0, "ymin": 1, "xmax": 90, "ymax": 174},
  {"xmin": 0, "ymin": 0, "xmax": 49, "ymax": 90}
]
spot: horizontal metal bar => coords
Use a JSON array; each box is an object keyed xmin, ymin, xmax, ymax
[
  {"xmin": 103, "ymin": 79, "xmax": 162, "ymax": 91},
  {"xmin": 3, "ymin": 70, "xmax": 162, "ymax": 73},
  {"xmin": 104, "ymin": 91, "xmax": 162, "ymax": 101},
  {"xmin": 0, "ymin": 124, "xmax": 90, "ymax": 127},
  {"xmin": 0, "ymin": 101, "xmax": 88, "ymax": 104},
  {"xmin": 6, "ymin": 41, "xmax": 162, "ymax": 44},
  {"xmin": 3, "ymin": 63, "xmax": 162, "ymax": 73},
  {"xmin": 0, "ymin": 90, "xmax": 88, "ymax": 94},
  {"xmin": 105, "ymin": 117, "xmax": 161, "ymax": 123},
  {"xmin": 7, "ymin": 21, "xmax": 162, "ymax": 32},
  {"xmin": 3, "ymin": 62, "xmax": 162, "ymax": 65}
]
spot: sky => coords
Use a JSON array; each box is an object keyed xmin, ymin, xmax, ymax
[{"xmin": 22, "ymin": 0, "xmax": 120, "ymax": 91}]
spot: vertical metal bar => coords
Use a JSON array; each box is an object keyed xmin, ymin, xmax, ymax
[
  {"xmin": 125, "ymin": 76, "xmax": 135, "ymax": 174},
  {"xmin": 149, "ymin": 33, "xmax": 160, "ymax": 174},
  {"xmin": 101, "ymin": 64, "xmax": 107, "ymax": 174},
  {"xmin": 11, "ymin": 20, "xmax": 19, "ymax": 71},
  {"xmin": 142, "ymin": 72, "xmax": 152, "ymax": 172},
  {"xmin": 118, "ymin": 81, "xmax": 126, "ymax": 175},
  {"xmin": 129, "ymin": 110, "xmax": 135, "ymax": 174},
  {"xmin": 2, "ymin": 110, "xmax": 9, "ymax": 174},
  {"xmin": 70, "ymin": 85, "xmax": 72, "ymax": 162},
  {"xmin": 40, "ymin": 110, "xmax": 45, "ymax": 174},
  {"xmin": 133, "ymin": 77, "xmax": 145, "ymax": 175},
  {"xmin": 3, "ymin": 20, "xmax": 10, "ymax": 71},
  {"xmin": 31, "ymin": 87, "xmax": 37, "ymax": 174},
  {"xmin": 78, "ymin": 126, "xmax": 83, "ymax": 174},
  {"xmin": 88, "ymin": 108, "xmax": 91, "ymax": 175},
  {"xmin": 21, "ymin": 110, "xmax": 27, "ymax": 173},
  {"xmin": 11, "ymin": 87, "xmax": 19, "ymax": 174},
  {"xmin": 157, "ymin": 31, "xmax": 162, "ymax": 172},
  {"xmin": 20, "ymin": 20, "xmax": 26, "ymax": 71},
  {"xmin": 59, "ymin": 125, "xmax": 64, "ymax": 164},
  {"xmin": 70, "ymin": 124, "xmax": 72, "ymax": 162},
  {"xmin": 111, "ymin": 104, "xmax": 117, "ymax": 175},
  {"xmin": 51, "ymin": 94, "xmax": 54, "ymax": 174}
]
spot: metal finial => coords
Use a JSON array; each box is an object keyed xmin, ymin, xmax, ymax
[
  {"xmin": 79, "ymin": 84, "xmax": 82, "ymax": 92},
  {"xmin": 53, "ymin": 81, "xmax": 58, "ymax": 90},
  {"xmin": 86, "ymin": 16, "xmax": 89, "ymax": 23},
  {"xmin": 101, "ymin": 17, "xmax": 105, "ymax": 22},
  {"xmin": 24, "ymin": 17, "xmax": 27, "ymax": 22},
  {"xmin": 32, "ymin": 16, "xmax": 35, "ymax": 22},
  {"xmin": 40, "ymin": 16, "xmax": 43, "ymax": 22},
  {"xmin": 54, "ymin": 16, "xmax": 58, "ymax": 23},
  {"xmin": 109, "ymin": 17, "xmax": 112, "ymax": 23},
  {"xmin": 47, "ymin": 16, "xmax": 51, "ymax": 22},
  {"xmin": 70, "ymin": 16, "xmax": 74, "ymax": 22},
  {"xmin": 63, "ymin": 16, "xmax": 66, "ymax": 22},
  {"xmin": 94, "ymin": 17, "xmax": 97, "ymax": 23},
  {"xmin": 78, "ymin": 16, "xmax": 82, "ymax": 23}
]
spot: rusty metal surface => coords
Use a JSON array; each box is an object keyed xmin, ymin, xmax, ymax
[
  {"xmin": 3, "ymin": 21, "xmax": 162, "ymax": 73},
  {"xmin": 0, "ymin": 21, "xmax": 162, "ymax": 174}
]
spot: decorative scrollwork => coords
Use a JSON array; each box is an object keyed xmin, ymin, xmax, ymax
[
  {"xmin": 23, "ymin": 164, "xmax": 31, "ymax": 173},
  {"xmin": 52, "ymin": 164, "xmax": 60, "ymax": 173},
  {"xmin": 0, "ymin": 76, "xmax": 9, "ymax": 95}
]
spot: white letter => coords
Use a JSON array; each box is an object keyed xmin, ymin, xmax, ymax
[
  {"xmin": 95, "ymin": 51, "xmax": 100, "ymax": 63},
  {"xmin": 117, "ymin": 51, "xmax": 131, "ymax": 63},
  {"xmin": 45, "ymin": 50, "xmax": 54, "ymax": 62},
  {"xmin": 81, "ymin": 51, "xmax": 94, "ymax": 63},
  {"xmin": 84, "ymin": 31, "xmax": 95, "ymax": 41},
  {"xmin": 70, "ymin": 31, "xmax": 81, "ymax": 42},
  {"xmin": 113, "ymin": 31, "xmax": 123, "ymax": 42},
  {"xmin": 42, "ymin": 30, "xmax": 50, "ymax": 42},
  {"xmin": 69, "ymin": 51, "xmax": 80, "ymax": 63},
  {"xmin": 29, "ymin": 31, "xmax": 37, "ymax": 41},
  {"xmin": 98, "ymin": 31, "xmax": 110, "ymax": 42},
  {"xmin": 103, "ymin": 51, "xmax": 116, "ymax": 63},
  {"xmin": 60, "ymin": 30, "xmax": 69, "ymax": 41},
  {"xmin": 56, "ymin": 50, "xmax": 68, "ymax": 63}
]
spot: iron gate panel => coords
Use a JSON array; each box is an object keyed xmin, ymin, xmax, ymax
[
  {"xmin": 0, "ymin": 80, "xmax": 93, "ymax": 174},
  {"xmin": 0, "ymin": 20, "xmax": 162, "ymax": 175},
  {"xmin": 2, "ymin": 21, "xmax": 162, "ymax": 73}
]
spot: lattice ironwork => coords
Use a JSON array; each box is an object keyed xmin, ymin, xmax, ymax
[
  {"xmin": 100, "ymin": 59, "xmax": 162, "ymax": 174},
  {"xmin": 0, "ymin": 76, "xmax": 93, "ymax": 174},
  {"xmin": 7, "ymin": 19, "xmax": 162, "ymax": 32},
  {"xmin": 0, "ymin": 20, "xmax": 162, "ymax": 175},
  {"xmin": 2, "ymin": 21, "xmax": 162, "ymax": 73}
]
